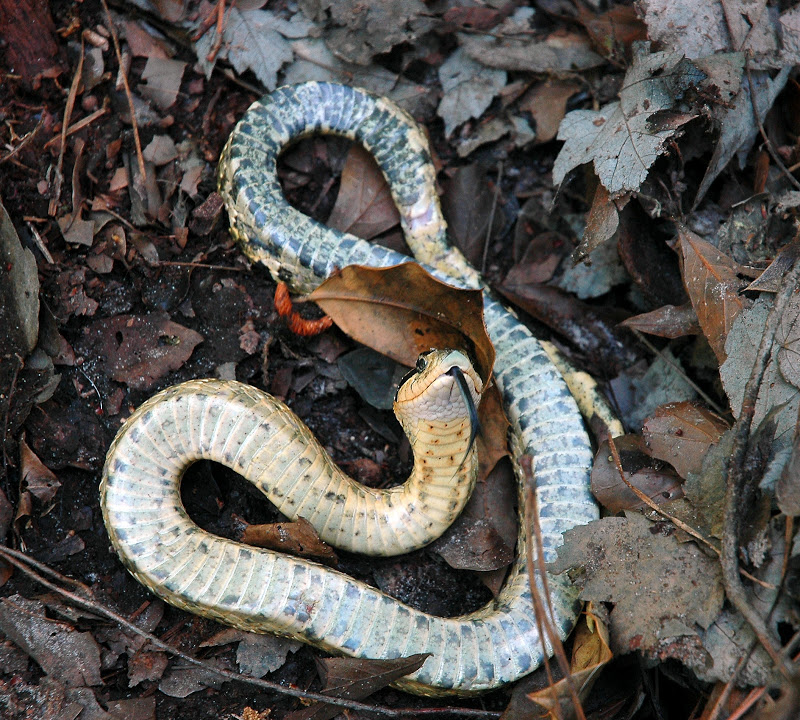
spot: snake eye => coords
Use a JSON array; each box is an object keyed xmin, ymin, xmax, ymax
[{"xmin": 415, "ymin": 349, "xmax": 435, "ymax": 372}]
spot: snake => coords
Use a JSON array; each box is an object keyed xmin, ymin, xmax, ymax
[{"xmin": 101, "ymin": 82, "xmax": 597, "ymax": 696}]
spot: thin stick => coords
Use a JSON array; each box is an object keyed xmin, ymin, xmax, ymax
[
  {"xmin": 43, "ymin": 103, "xmax": 110, "ymax": 150},
  {"xmin": 100, "ymin": 0, "xmax": 146, "ymax": 183},
  {"xmin": 481, "ymin": 161, "xmax": 503, "ymax": 276},
  {"xmin": 49, "ymin": 38, "xmax": 84, "ymax": 216},
  {"xmin": 630, "ymin": 329, "xmax": 726, "ymax": 416},
  {"xmin": 0, "ymin": 115, "xmax": 44, "ymax": 165},
  {"xmin": 521, "ymin": 456, "xmax": 586, "ymax": 720}
]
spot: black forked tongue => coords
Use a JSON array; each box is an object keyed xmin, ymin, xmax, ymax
[{"xmin": 446, "ymin": 365, "xmax": 480, "ymax": 472}]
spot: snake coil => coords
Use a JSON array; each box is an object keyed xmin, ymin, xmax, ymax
[{"xmin": 101, "ymin": 82, "xmax": 597, "ymax": 695}]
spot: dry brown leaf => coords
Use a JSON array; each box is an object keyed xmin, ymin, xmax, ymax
[
  {"xmin": 327, "ymin": 144, "xmax": 399, "ymax": 240},
  {"xmin": 123, "ymin": 21, "xmax": 171, "ymax": 59},
  {"xmin": 82, "ymin": 313, "xmax": 203, "ymax": 391},
  {"xmin": 441, "ymin": 164, "xmax": 505, "ymax": 267},
  {"xmin": 0, "ymin": 487, "xmax": 12, "ymax": 542},
  {"xmin": 128, "ymin": 648, "xmax": 169, "ymax": 687},
  {"xmin": 519, "ymin": 80, "xmax": 582, "ymax": 144},
  {"xmin": 433, "ymin": 458, "xmax": 516, "ymax": 574},
  {"xmin": 287, "ymin": 654, "xmax": 429, "ymax": 720},
  {"xmin": 506, "ymin": 230, "xmax": 569, "ymax": 286},
  {"xmin": 617, "ymin": 209, "xmax": 687, "ymax": 307},
  {"xmin": 745, "ymin": 239, "xmax": 800, "ymax": 293},
  {"xmin": 19, "ymin": 435, "xmax": 60, "ymax": 503},
  {"xmin": 238, "ymin": 516, "xmax": 338, "ymax": 566},
  {"xmin": 642, "ymin": 402, "xmax": 729, "ymax": 480},
  {"xmin": 592, "ymin": 435, "xmax": 684, "ymax": 513},
  {"xmin": 416, "ymin": 383, "xmax": 514, "ymax": 577},
  {"xmin": 678, "ymin": 227, "xmax": 747, "ymax": 362},
  {"xmin": 307, "ymin": 263, "xmax": 494, "ymax": 385},
  {"xmin": 498, "ymin": 281, "xmax": 637, "ymax": 375},
  {"xmin": 576, "ymin": 4, "xmax": 647, "ymax": 57},
  {"xmin": 575, "ymin": 183, "xmax": 621, "ymax": 261},
  {"xmin": 475, "ymin": 382, "xmax": 510, "ymax": 483},
  {"xmin": 621, "ymin": 303, "xmax": 701, "ymax": 338},
  {"xmin": 441, "ymin": 5, "xmax": 510, "ymax": 31},
  {"xmin": 527, "ymin": 604, "xmax": 612, "ymax": 719}
]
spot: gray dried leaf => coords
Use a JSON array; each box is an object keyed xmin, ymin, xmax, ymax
[
  {"xmin": 0, "ymin": 595, "xmax": 103, "ymax": 687},
  {"xmin": 461, "ymin": 7, "xmax": 603, "ymax": 73},
  {"xmin": 142, "ymin": 135, "xmax": 178, "ymax": 166},
  {"xmin": 721, "ymin": 296, "xmax": 799, "ymax": 452},
  {"xmin": 642, "ymin": 0, "xmax": 800, "ymax": 67},
  {"xmin": 139, "ymin": 57, "xmax": 186, "ymax": 110},
  {"xmin": 776, "ymin": 294, "xmax": 800, "ymax": 389},
  {"xmin": 0, "ymin": 198, "xmax": 39, "ymax": 357},
  {"xmin": 236, "ymin": 633, "xmax": 301, "ymax": 678},
  {"xmin": 549, "ymin": 513, "xmax": 724, "ymax": 657},
  {"xmin": 437, "ymin": 48, "xmax": 506, "ymax": 137},
  {"xmin": 320, "ymin": 0, "xmax": 432, "ymax": 66},
  {"xmin": 696, "ymin": 66, "xmax": 790, "ymax": 203},
  {"xmin": 195, "ymin": 8, "xmax": 313, "ymax": 90},
  {"xmin": 557, "ymin": 234, "xmax": 628, "ymax": 299},
  {"xmin": 554, "ymin": 45, "xmax": 699, "ymax": 195},
  {"xmin": 285, "ymin": 38, "xmax": 431, "ymax": 115},
  {"xmin": 158, "ymin": 657, "xmax": 231, "ymax": 698},
  {"xmin": 610, "ymin": 349, "xmax": 697, "ymax": 430}
]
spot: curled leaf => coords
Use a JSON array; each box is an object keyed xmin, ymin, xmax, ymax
[{"xmin": 238, "ymin": 516, "xmax": 338, "ymax": 566}]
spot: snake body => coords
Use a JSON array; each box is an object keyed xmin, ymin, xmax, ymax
[{"xmin": 101, "ymin": 83, "xmax": 597, "ymax": 695}]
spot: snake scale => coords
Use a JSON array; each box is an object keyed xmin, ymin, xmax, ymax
[{"xmin": 101, "ymin": 82, "xmax": 597, "ymax": 695}]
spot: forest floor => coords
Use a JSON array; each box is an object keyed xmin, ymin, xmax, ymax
[{"xmin": 0, "ymin": 1, "xmax": 799, "ymax": 719}]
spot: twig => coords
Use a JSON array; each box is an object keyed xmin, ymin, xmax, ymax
[
  {"xmin": 42, "ymin": 102, "xmax": 110, "ymax": 150},
  {"xmin": 521, "ymin": 456, "xmax": 586, "ymax": 720},
  {"xmin": 100, "ymin": 0, "xmax": 146, "ymax": 183},
  {"xmin": 0, "ymin": 546, "xmax": 499, "ymax": 718},
  {"xmin": 154, "ymin": 260, "xmax": 242, "ymax": 271},
  {"xmin": 206, "ymin": 0, "xmax": 229, "ymax": 63},
  {"xmin": 481, "ymin": 161, "xmax": 503, "ymax": 276},
  {"xmin": 49, "ymin": 38, "xmax": 84, "ymax": 216},
  {"xmin": 745, "ymin": 62, "xmax": 800, "ymax": 192},
  {"xmin": 25, "ymin": 222, "xmax": 55, "ymax": 264},
  {"xmin": 721, "ymin": 258, "xmax": 800, "ymax": 681},
  {"xmin": 0, "ymin": 115, "xmax": 44, "ymax": 165}
]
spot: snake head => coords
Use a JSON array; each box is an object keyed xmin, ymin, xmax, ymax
[{"xmin": 394, "ymin": 349, "xmax": 482, "ymax": 428}]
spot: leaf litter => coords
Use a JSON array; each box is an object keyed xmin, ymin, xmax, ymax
[{"xmin": 2, "ymin": 0, "xmax": 800, "ymax": 716}]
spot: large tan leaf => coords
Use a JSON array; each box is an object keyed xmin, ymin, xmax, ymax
[
  {"xmin": 678, "ymin": 227, "xmax": 747, "ymax": 362},
  {"xmin": 307, "ymin": 263, "xmax": 494, "ymax": 384}
]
